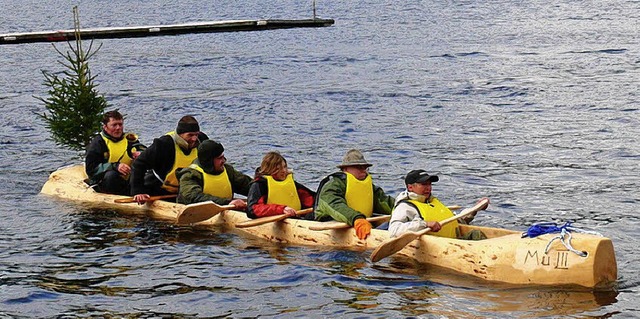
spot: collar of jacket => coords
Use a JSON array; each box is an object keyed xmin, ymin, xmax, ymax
[
  {"xmin": 395, "ymin": 190, "xmax": 430, "ymax": 205},
  {"xmin": 193, "ymin": 158, "xmax": 219, "ymax": 175},
  {"xmin": 101, "ymin": 130, "xmax": 124, "ymax": 142}
]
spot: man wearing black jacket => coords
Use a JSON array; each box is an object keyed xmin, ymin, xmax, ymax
[
  {"xmin": 85, "ymin": 110, "xmax": 146, "ymax": 195},
  {"xmin": 130, "ymin": 115, "xmax": 208, "ymax": 203}
]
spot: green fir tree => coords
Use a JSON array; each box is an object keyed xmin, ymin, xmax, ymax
[{"xmin": 36, "ymin": 6, "xmax": 107, "ymax": 152}]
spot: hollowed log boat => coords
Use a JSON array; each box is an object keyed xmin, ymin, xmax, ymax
[{"xmin": 40, "ymin": 164, "xmax": 618, "ymax": 290}]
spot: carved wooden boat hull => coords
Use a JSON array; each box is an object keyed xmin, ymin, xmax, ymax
[{"xmin": 41, "ymin": 164, "xmax": 617, "ymax": 289}]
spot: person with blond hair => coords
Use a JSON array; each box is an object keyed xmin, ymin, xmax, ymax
[{"xmin": 246, "ymin": 151, "xmax": 315, "ymax": 219}]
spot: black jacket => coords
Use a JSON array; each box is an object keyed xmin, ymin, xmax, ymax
[
  {"xmin": 85, "ymin": 131, "xmax": 145, "ymax": 185},
  {"xmin": 130, "ymin": 132, "xmax": 208, "ymax": 195}
]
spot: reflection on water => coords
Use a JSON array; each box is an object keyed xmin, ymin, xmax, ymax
[
  {"xmin": 470, "ymin": 289, "xmax": 619, "ymax": 318},
  {"xmin": 370, "ymin": 258, "xmax": 620, "ymax": 318}
]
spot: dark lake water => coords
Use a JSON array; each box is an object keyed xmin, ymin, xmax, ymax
[{"xmin": 1, "ymin": 0, "xmax": 638, "ymax": 317}]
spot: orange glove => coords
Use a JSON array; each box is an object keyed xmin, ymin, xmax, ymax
[{"xmin": 354, "ymin": 218, "xmax": 372, "ymax": 240}]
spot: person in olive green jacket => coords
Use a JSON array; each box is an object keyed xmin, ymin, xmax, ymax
[
  {"xmin": 314, "ymin": 149, "xmax": 395, "ymax": 240},
  {"xmin": 176, "ymin": 140, "xmax": 252, "ymax": 210}
]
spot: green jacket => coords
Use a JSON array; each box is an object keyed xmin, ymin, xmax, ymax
[
  {"xmin": 176, "ymin": 160, "xmax": 252, "ymax": 205},
  {"xmin": 314, "ymin": 172, "xmax": 395, "ymax": 226}
]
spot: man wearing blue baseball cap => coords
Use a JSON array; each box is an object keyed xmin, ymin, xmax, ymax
[{"xmin": 389, "ymin": 169, "xmax": 487, "ymax": 240}]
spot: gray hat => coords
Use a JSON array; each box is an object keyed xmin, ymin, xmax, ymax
[{"xmin": 337, "ymin": 149, "xmax": 373, "ymax": 168}]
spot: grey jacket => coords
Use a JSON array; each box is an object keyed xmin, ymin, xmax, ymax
[{"xmin": 388, "ymin": 191, "xmax": 429, "ymax": 238}]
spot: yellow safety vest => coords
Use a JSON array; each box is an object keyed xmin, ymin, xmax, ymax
[
  {"xmin": 190, "ymin": 164, "xmax": 233, "ymax": 199},
  {"xmin": 101, "ymin": 133, "xmax": 133, "ymax": 166},
  {"xmin": 344, "ymin": 172, "xmax": 373, "ymax": 217},
  {"xmin": 162, "ymin": 131, "xmax": 198, "ymax": 193},
  {"xmin": 264, "ymin": 174, "xmax": 301, "ymax": 210},
  {"xmin": 409, "ymin": 197, "xmax": 458, "ymax": 238}
]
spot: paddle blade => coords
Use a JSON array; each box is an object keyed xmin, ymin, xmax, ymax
[
  {"xmin": 176, "ymin": 202, "xmax": 235, "ymax": 224},
  {"xmin": 235, "ymin": 208, "xmax": 313, "ymax": 228},
  {"xmin": 370, "ymin": 229, "xmax": 426, "ymax": 262}
]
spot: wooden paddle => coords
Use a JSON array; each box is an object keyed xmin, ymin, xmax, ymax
[
  {"xmin": 369, "ymin": 198, "xmax": 490, "ymax": 262},
  {"xmin": 114, "ymin": 194, "xmax": 177, "ymax": 203},
  {"xmin": 235, "ymin": 208, "xmax": 314, "ymax": 228},
  {"xmin": 176, "ymin": 201, "xmax": 236, "ymax": 224},
  {"xmin": 307, "ymin": 205, "xmax": 461, "ymax": 231}
]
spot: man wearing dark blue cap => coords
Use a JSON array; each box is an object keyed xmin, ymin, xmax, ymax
[{"xmin": 389, "ymin": 169, "xmax": 487, "ymax": 239}]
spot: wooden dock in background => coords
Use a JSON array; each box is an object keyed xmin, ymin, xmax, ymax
[{"xmin": 0, "ymin": 18, "xmax": 335, "ymax": 45}]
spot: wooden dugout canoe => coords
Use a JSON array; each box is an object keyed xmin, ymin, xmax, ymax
[{"xmin": 40, "ymin": 164, "xmax": 618, "ymax": 290}]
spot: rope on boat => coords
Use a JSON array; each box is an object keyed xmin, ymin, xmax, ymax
[{"xmin": 522, "ymin": 221, "xmax": 603, "ymax": 257}]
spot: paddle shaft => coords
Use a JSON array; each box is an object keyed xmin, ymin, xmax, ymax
[
  {"xmin": 399, "ymin": 212, "xmax": 464, "ymax": 243},
  {"xmin": 308, "ymin": 215, "xmax": 390, "ymax": 231},
  {"xmin": 235, "ymin": 208, "xmax": 313, "ymax": 228},
  {"xmin": 307, "ymin": 206, "xmax": 460, "ymax": 231},
  {"xmin": 114, "ymin": 194, "xmax": 177, "ymax": 203},
  {"xmin": 370, "ymin": 198, "xmax": 490, "ymax": 262}
]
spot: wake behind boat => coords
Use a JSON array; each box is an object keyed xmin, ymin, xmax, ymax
[{"xmin": 40, "ymin": 164, "xmax": 618, "ymax": 290}]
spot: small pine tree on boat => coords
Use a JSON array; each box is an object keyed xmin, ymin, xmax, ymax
[{"xmin": 35, "ymin": 6, "xmax": 108, "ymax": 152}]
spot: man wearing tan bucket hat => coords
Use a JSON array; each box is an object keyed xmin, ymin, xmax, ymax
[{"xmin": 313, "ymin": 149, "xmax": 395, "ymax": 240}]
